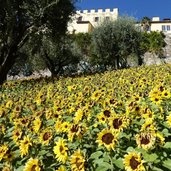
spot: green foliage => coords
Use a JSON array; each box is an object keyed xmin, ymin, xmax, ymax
[
  {"xmin": 141, "ymin": 16, "xmax": 151, "ymax": 31},
  {"xmin": 0, "ymin": 0, "xmax": 76, "ymax": 83},
  {"xmin": 90, "ymin": 16, "xmax": 143, "ymax": 70},
  {"xmin": 140, "ymin": 31, "xmax": 166, "ymax": 57}
]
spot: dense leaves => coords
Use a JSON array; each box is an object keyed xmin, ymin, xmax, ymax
[{"xmin": 0, "ymin": 0, "xmax": 75, "ymax": 84}]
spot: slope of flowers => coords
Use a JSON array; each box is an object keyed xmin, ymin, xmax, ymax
[{"xmin": 1, "ymin": 64, "xmax": 171, "ymax": 171}]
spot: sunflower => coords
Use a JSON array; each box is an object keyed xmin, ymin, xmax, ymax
[
  {"xmin": 2, "ymin": 166, "xmax": 11, "ymax": 171},
  {"xmin": 19, "ymin": 136, "xmax": 32, "ymax": 157},
  {"xmin": 91, "ymin": 90, "xmax": 102, "ymax": 101},
  {"xmin": 24, "ymin": 158, "xmax": 41, "ymax": 171},
  {"xmin": 150, "ymin": 95, "xmax": 162, "ymax": 105},
  {"xmin": 166, "ymin": 113, "xmax": 171, "ymax": 127},
  {"xmin": 73, "ymin": 109, "xmax": 84, "ymax": 124},
  {"xmin": 13, "ymin": 105, "xmax": 22, "ymax": 113},
  {"xmin": 96, "ymin": 129, "xmax": 118, "ymax": 151},
  {"xmin": 0, "ymin": 144, "xmax": 8, "ymax": 161},
  {"xmin": 4, "ymin": 149, "xmax": 14, "ymax": 162},
  {"xmin": 19, "ymin": 117, "xmax": 30, "ymax": 127},
  {"xmin": 67, "ymin": 124, "xmax": 79, "ymax": 142},
  {"xmin": 39, "ymin": 128, "xmax": 53, "ymax": 145},
  {"xmin": 101, "ymin": 108, "xmax": 112, "ymax": 118},
  {"xmin": 55, "ymin": 120, "xmax": 63, "ymax": 133},
  {"xmin": 56, "ymin": 165, "xmax": 66, "ymax": 171},
  {"xmin": 5, "ymin": 100, "xmax": 13, "ymax": 109},
  {"xmin": 123, "ymin": 152, "xmax": 145, "ymax": 171},
  {"xmin": 53, "ymin": 138, "xmax": 68, "ymax": 163},
  {"xmin": 109, "ymin": 114, "xmax": 128, "ymax": 132},
  {"xmin": 156, "ymin": 132, "xmax": 165, "ymax": 145},
  {"xmin": 135, "ymin": 131, "xmax": 156, "ymax": 150},
  {"xmin": 0, "ymin": 107, "xmax": 5, "ymax": 117},
  {"xmin": 96, "ymin": 113, "xmax": 107, "ymax": 124},
  {"xmin": 161, "ymin": 89, "xmax": 171, "ymax": 99},
  {"xmin": 0, "ymin": 124, "xmax": 6, "ymax": 134},
  {"xmin": 45, "ymin": 109, "xmax": 53, "ymax": 120},
  {"xmin": 70, "ymin": 149, "xmax": 85, "ymax": 171},
  {"xmin": 33, "ymin": 117, "xmax": 42, "ymax": 133},
  {"xmin": 141, "ymin": 107, "xmax": 154, "ymax": 119},
  {"xmin": 140, "ymin": 118, "xmax": 156, "ymax": 132},
  {"xmin": 61, "ymin": 121, "xmax": 71, "ymax": 133}
]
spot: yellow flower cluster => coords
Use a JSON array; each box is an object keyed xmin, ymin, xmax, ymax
[{"xmin": 0, "ymin": 64, "xmax": 171, "ymax": 170}]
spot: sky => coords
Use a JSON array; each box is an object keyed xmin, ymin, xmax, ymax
[{"xmin": 75, "ymin": 0, "xmax": 171, "ymax": 21}]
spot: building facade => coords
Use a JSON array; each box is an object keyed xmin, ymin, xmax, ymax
[
  {"xmin": 68, "ymin": 8, "xmax": 119, "ymax": 33},
  {"xmin": 150, "ymin": 17, "xmax": 171, "ymax": 33},
  {"xmin": 68, "ymin": 8, "xmax": 171, "ymax": 34}
]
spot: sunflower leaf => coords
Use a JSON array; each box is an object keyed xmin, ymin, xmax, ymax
[
  {"xmin": 143, "ymin": 153, "xmax": 158, "ymax": 162},
  {"xmin": 126, "ymin": 146, "xmax": 134, "ymax": 152},
  {"xmin": 113, "ymin": 158, "xmax": 124, "ymax": 169},
  {"xmin": 95, "ymin": 162, "xmax": 113, "ymax": 171},
  {"xmin": 162, "ymin": 159, "xmax": 171, "ymax": 170},
  {"xmin": 90, "ymin": 151, "xmax": 103, "ymax": 159},
  {"xmin": 163, "ymin": 142, "xmax": 171, "ymax": 149}
]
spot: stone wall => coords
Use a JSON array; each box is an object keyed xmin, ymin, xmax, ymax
[{"xmin": 143, "ymin": 33, "xmax": 171, "ymax": 65}]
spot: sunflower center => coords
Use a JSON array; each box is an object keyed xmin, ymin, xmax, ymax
[
  {"xmin": 113, "ymin": 119, "xmax": 122, "ymax": 129},
  {"xmin": 103, "ymin": 110, "xmax": 111, "ymax": 117},
  {"xmin": 71, "ymin": 125, "xmax": 79, "ymax": 132},
  {"xmin": 130, "ymin": 156, "xmax": 140, "ymax": 170},
  {"xmin": 15, "ymin": 132, "xmax": 20, "ymax": 136},
  {"xmin": 154, "ymin": 98, "xmax": 159, "ymax": 102},
  {"xmin": 102, "ymin": 133, "xmax": 114, "ymax": 145},
  {"xmin": 60, "ymin": 145, "xmax": 64, "ymax": 153},
  {"xmin": 109, "ymin": 99, "xmax": 115, "ymax": 104},
  {"xmin": 43, "ymin": 132, "xmax": 51, "ymax": 141},
  {"xmin": 141, "ymin": 135, "xmax": 150, "ymax": 145},
  {"xmin": 164, "ymin": 93, "xmax": 168, "ymax": 96},
  {"xmin": 31, "ymin": 165, "xmax": 36, "ymax": 171},
  {"xmin": 75, "ymin": 157, "xmax": 82, "ymax": 169},
  {"xmin": 135, "ymin": 106, "xmax": 140, "ymax": 112},
  {"xmin": 21, "ymin": 118, "xmax": 28, "ymax": 124}
]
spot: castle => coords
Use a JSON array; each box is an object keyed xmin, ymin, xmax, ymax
[
  {"xmin": 68, "ymin": 8, "xmax": 119, "ymax": 33},
  {"xmin": 68, "ymin": 8, "xmax": 171, "ymax": 34}
]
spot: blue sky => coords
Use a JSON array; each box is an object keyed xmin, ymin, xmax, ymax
[{"xmin": 75, "ymin": 0, "xmax": 171, "ymax": 21}]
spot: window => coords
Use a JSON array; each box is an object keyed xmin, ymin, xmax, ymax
[
  {"xmin": 167, "ymin": 25, "xmax": 170, "ymax": 31},
  {"xmin": 77, "ymin": 16, "xmax": 82, "ymax": 22},
  {"xmin": 162, "ymin": 25, "xmax": 171, "ymax": 31},
  {"xmin": 106, "ymin": 16, "xmax": 110, "ymax": 20},
  {"xmin": 162, "ymin": 25, "xmax": 166, "ymax": 31},
  {"xmin": 94, "ymin": 17, "xmax": 99, "ymax": 22}
]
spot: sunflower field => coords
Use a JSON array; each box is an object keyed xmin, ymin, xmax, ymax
[{"xmin": 1, "ymin": 64, "xmax": 171, "ymax": 171}]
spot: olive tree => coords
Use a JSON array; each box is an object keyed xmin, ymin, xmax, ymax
[
  {"xmin": 0, "ymin": 0, "xmax": 75, "ymax": 84},
  {"xmin": 90, "ymin": 16, "xmax": 143, "ymax": 71}
]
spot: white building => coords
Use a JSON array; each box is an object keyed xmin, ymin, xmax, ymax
[
  {"xmin": 68, "ymin": 8, "xmax": 171, "ymax": 34},
  {"xmin": 150, "ymin": 17, "xmax": 171, "ymax": 34},
  {"xmin": 68, "ymin": 8, "xmax": 119, "ymax": 33}
]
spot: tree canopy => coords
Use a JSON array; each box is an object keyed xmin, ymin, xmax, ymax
[
  {"xmin": 90, "ymin": 16, "xmax": 143, "ymax": 70},
  {"xmin": 0, "ymin": 0, "xmax": 76, "ymax": 84}
]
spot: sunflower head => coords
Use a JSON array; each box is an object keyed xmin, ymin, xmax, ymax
[
  {"xmin": 96, "ymin": 129, "xmax": 118, "ymax": 151},
  {"xmin": 124, "ymin": 152, "xmax": 145, "ymax": 171},
  {"xmin": 70, "ymin": 149, "xmax": 85, "ymax": 171},
  {"xmin": 39, "ymin": 128, "xmax": 52, "ymax": 145},
  {"xmin": 135, "ymin": 131, "xmax": 155, "ymax": 150},
  {"xmin": 53, "ymin": 138, "xmax": 68, "ymax": 164},
  {"xmin": 109, "ymin": 115, "xmax": 128, "ymax": 131},
  {"xmin": 24, "ymin": 158, "xmax": 41, "ymax": 171}
]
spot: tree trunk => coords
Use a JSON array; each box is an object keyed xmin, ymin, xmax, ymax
[{"xmin": 0, "ymin": 46, "xmax": 17, "ymax": 85}]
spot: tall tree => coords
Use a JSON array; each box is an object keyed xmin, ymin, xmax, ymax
[
  {"xmin": 140, "ymin": 31, "xmax": 166, "ymax": 58},
  {"xmin": 0, "ymin": 0, "xmax": 75, "ymax": 84},
  {"xmin": 90, "ymin": 16, "xmax": 143, "ymax": 71},
  {"xmin": 141, "ymin": 16, "xmax": 151, "ymax": 32}
]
